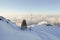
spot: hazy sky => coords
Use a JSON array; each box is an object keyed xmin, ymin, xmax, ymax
[{"xmin": 0, "ymin": 0, "xmax": 60, "ymax": 17}]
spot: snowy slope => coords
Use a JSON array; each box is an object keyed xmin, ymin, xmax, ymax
[
  {"xmin": 0, "ymin": 17, "xmax": 42, "ymax": 40},
  {"xmin": 30, "ymin": 25, "xmax": 60, "ymax": 40},
  {"xmin": 0, "ymin": 16, "xmax": 60, "ymax": 40}
]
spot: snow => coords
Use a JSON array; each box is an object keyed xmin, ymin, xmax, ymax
[
  {"xmin": 0, "ymin": 18, "xmax": 42, "ymax": 40},
  {"xmin": 0, "ymin": 16, "xmax": 60, "ymax": 40},
  {"xmin": 31, "ymin": 25, "xmax": 60, "ymax": 37},
  {"xmin": 0, "ymin": 16, "xmax": 5, "ymax": 19},
  {"xmin": 30, "ymin": 25, "xmax": 60, "ymax": 40},
  {"xmin": 38, "ymin": 21, "xmax": 48, "ymax": 25}
]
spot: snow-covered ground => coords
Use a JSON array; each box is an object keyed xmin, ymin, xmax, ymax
[
  {"xmin": 30, "ymin": 25, "xmax": 60, "ymax": 40},
  {"xmin": 0, "ymin": 16, "xmax": 60, "ymax": 40}
]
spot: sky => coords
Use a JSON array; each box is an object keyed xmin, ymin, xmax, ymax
[{"xmin": 0, "ymin": 0, "xmax": 60, "ymax": 17}]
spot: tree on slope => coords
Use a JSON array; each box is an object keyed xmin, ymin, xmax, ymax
[{"xmin": 21, "ymin": 19, "xmax": 27, "ymax": 30}]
